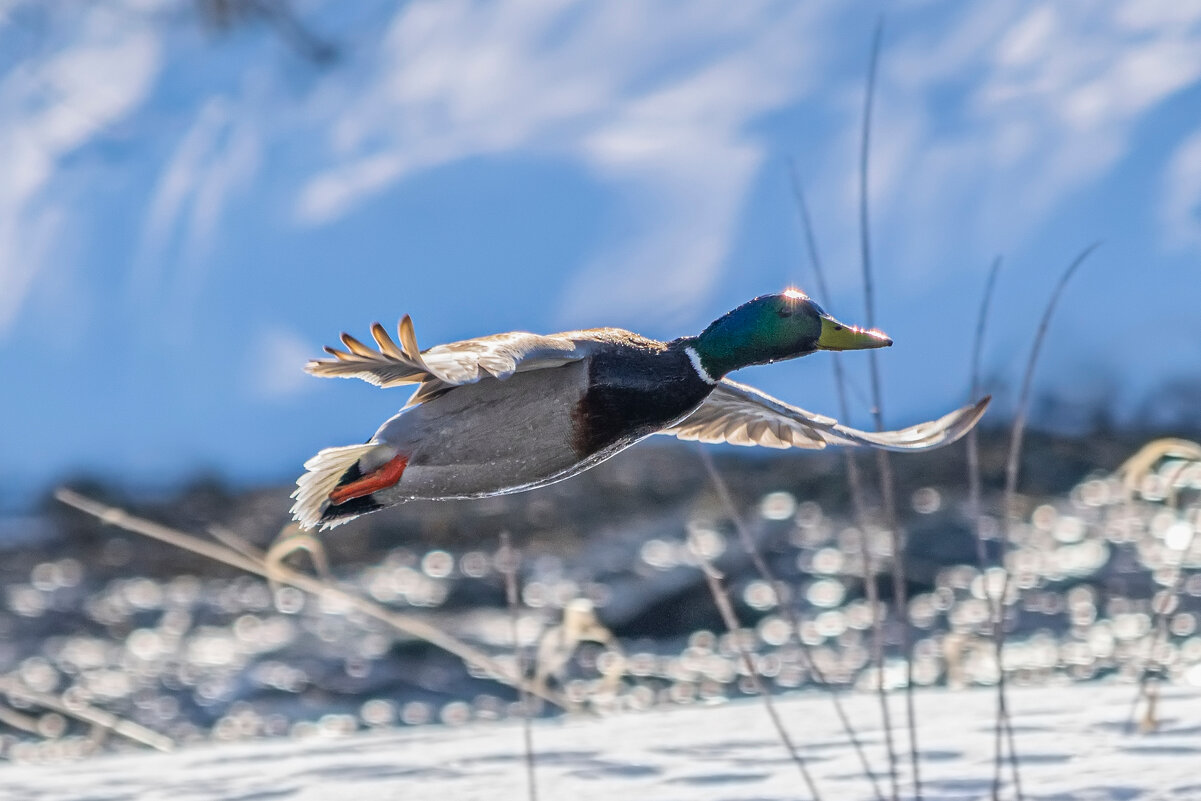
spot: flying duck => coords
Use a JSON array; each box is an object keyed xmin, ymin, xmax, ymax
[{"xmin": 292, "ymin": 290, "xmax": 989, "ymax": 530}]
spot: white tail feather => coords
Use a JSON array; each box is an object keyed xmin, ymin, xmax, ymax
[{"xmin": 290, "ymin": 443, "xmax": 379, "ymax": 531}]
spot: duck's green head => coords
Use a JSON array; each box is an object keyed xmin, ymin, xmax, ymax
[{"xmin": 690, "ymin": 289, "xmax": 891, "ymax": 380}]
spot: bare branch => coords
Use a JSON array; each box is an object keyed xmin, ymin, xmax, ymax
[
  {"xmin": 855, "ymin": 17, "xmax": 919, "ymax": 801},
  {"xmin": 54, "ymin": 488, "xmax": 569, "ymax": 712},
  {"xmin": 699, "ymin": 447, "xmax": 885, "ymax": 801},
  {"xmin": 693, "ymin": 541, "xmax": 823, "ymax": 801},
  {"xmin": 992, "ymin": 243, "xmax": 1099, "ymax": 799},
  {"xmin": 0, "ymin": 677, "xmax": 174, "ymax": 753},
  {"xmin": 791, "ymin": 163, "xmax": 895, "ymax": 801},
  {"xmin": 500, "ymin": 532, "xmax": 539, "ymax": 801}
]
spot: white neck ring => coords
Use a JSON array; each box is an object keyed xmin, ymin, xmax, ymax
[{"xmin": 685, "ymin": 346, "xmax": 717, "ymax": 385}]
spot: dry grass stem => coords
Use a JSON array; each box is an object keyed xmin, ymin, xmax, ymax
[
  {"xmin": 699, "ymin": 448, "xmax": 885, "ymax": 801},
  {"xmin": 791, "ymin": 165, "xmax": 897, "ymax": 801},
  {"xmin": 0, "ymin": 677, "xmax": 174, "ymax": 752},
  {"xmin": 262, "ymin": 526, "xmax": 334, "ymax": 582},
  {"xmin": 963, "ymin": 257, "xmax": 1022, "ymax": 797},
  {"xmin": 992, "ymin": 243, "xmax": 1098, "ymax": 799},
  {"xmin": 968, "ymin": 256, "xmax": 1003, "ymax": 571},
  {"xmin": 1115, "ymin": 439, "xmax": 1201, "ymax": 733},
  {"xmin": 499, "ymin": 532, "xmax": 539, "ymax": 801},
  {"xmin": 53, "ymin": 488, "xmax": 569, "ymax": 712},
  {"xmin": 0, "ymin": 703, "xmax": 41, "ymax": 737},
  {"xmin": 694, "ymin": 555, "xmax": 823, "ymax": 801},
  {"xmin": 856, "ymin": 18, "xmax": 918, "ymax": 801}
]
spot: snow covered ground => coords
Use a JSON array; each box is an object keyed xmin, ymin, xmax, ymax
[{"xmin": 1, "ymin": 681, "xmax": 1196, "ymax": 800}]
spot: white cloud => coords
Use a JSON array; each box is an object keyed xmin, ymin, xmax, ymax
[
  {"xmin": 805, "ymin": 1, "xmax": 1201, "ymax": 294},
  {"xmin": 996, "ymin": 7, "xmax": 1056, "ymax": 68},
  {"xmin": 7, "ymin": 0, "xmax": 1201, "ymax": 343},
  {"xmin": 135, "ymin": 96, "xmax": 261, "ymax": 305},
  {"xmin": 246, "ymin": 326, "xmax": 317, "ymax": 400},
  {"xmin": 1115, "ymin": 0, "xmax": 1201, "ymax": 31},
  {"xmin": 136, "ymin": 98, "xmax": 231, "ymax": 293},
  {"xmin": 294, "ymin": 1, "xmax": 825, "ymax": 325},
  {"xmin": 0, "ymin": 3, "xmax": 160, "ymax": 336},
  {"xmin": 1161, "ymin": 130, "xmax": 1201, "ymax": 252},
  {"xmin": 296, "ymin": 151, "xmax": 405, "ymax": 224},
  {"xmin": 562, "ymin": 46, "xmax": 806, "ymax": 324}
]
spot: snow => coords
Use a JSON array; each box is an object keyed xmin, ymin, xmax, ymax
[{"xmin": 1, "ymin": 682, "xmax": 1197, "ymax": 800}]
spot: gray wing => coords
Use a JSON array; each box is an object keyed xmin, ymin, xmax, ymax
[
  {"xmin": 660, "ymin": 379, "xmax": 990, "ymax": 452},
  {"xmin": 305, "ymin": 316, "xmax": 615, "ymax": 406}
]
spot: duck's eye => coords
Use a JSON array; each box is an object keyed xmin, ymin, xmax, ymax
[{"xmin": 776, "ymin": 309, "xmax": 793, "ymax": 318}]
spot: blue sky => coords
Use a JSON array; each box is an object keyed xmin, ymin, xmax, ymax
[{"xmin": 2, "ymin": 1, "xmax": 1200, "ymax": 508}]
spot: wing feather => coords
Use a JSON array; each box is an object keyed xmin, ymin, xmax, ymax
[
  {"xmin": 339, "ymin": 332, "xmax": 378, "ymax": 358},
  {"xmin": 370, "ymin": 322, "xmax": 407, "ymax": 361},
  {"xmin": 662, "ymin": 379, "xmax": 989, "ymax": 453},
  {"xmin": 397, "ymin": 315, "xmax": 424, "ymax": 362},
  {"xmin": 305, "ymin": 317, "xmax": 627, "ymax": 405}
]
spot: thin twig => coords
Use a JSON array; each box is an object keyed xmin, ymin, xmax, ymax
[
  {"xmin": 0, "ymin": 703, "xmax": 41, "ymax": 736},
  {"xmin": 698, "ymin": 448, "xmax": 885, "ymax": 801},
  {"xmin": 694, "ymin": 552, "xmax": 822, "ymax": 801},
  {"xmin": 1127, "ymin": 522, "xmax": 1199, "ymax": 733},
  {"xmin": 992, "ymin": 243, "xmax": 1099, "ymax": 800},
  {"xmin": 791, "ymin": 165, "xmax": 897, "ymax": 801},
  {"xmin": 1120, "ymin": 449, "xmax": 1201, "ymax": 733},
  {"xmin": 0, "ymin": 678, "xmax": 174, "ymax": 752},
  {"xmin": 499, "ymin": 532, "xmax": 539, "ymax": 801},
  {"xmin": 965, "ymin": 257, "xmax": 1024, "ymax": 798},
  {"xmin": 967, "ymin": 256, "xmax": 1002, "ymax": 572},
  {"xmin": 53, "ymin": 488, "xmax": 569, "ymax": 711},
  {"xmin": 857, "ymin": 18, "xmax": 919, "ymax": 801}
]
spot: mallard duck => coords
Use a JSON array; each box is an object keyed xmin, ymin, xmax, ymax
[{"xmin": 292, "ymin": 289, "xmax": 989, "ymax": 530}]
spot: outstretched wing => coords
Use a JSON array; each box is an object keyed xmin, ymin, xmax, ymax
[
  {"xmin": 660, "ymin": 379, "xmax": 990, "ymax": 452},
  {"xmin": 305, "ymin": 316, "xmax": 616, "ymax": 406}
]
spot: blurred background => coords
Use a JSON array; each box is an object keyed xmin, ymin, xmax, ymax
[{"xmin": 0, "ymin": 0, "xmax": 1200, "ymax": 763}]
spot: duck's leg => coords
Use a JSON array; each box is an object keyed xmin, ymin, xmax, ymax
[{"xmin": 329, "ymin": 453, "xmax": 409, "ymax": 505}]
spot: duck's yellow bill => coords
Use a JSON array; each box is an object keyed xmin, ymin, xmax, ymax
[{"xmin": 817, "ymin": 316, "xmax": 893, "ymax": 350}]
